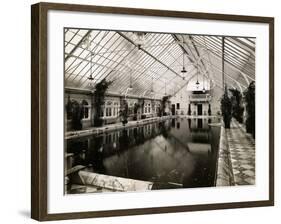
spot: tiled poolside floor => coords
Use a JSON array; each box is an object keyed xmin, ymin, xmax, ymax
[{"xmin": 226, "ymin": 120, "xmax": 255, "ymax": 185}]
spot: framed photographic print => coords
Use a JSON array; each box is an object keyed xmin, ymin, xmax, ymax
[{"xmin": 31, "ymin": 2, "xmax": 274, "ymax": 221}]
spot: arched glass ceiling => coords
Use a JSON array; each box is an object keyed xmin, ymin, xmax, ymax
[{"xmin": 64, "ymin": 28, "xmax": 255, "ymax": 99}]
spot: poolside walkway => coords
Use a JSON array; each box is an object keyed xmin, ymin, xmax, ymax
[
  {"xmin": 226, "ymin": 119, "xmax": 255, "ymax": 185},
  {"xmin": 66, "ymin": 116, "xmax": 171, "ymax": 139},
  {"xmin": 66, "ymin": 115, "xmax": 217, "ymax": 140}
]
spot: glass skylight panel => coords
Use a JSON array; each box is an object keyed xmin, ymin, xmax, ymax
[
  {"xmin": 236, "ymin": 37, "xmax": 256, "ymax": 50},
  {"xmin": 65, "ymin": 29, "xmax": 79, "ymax": 46},
  {"xmin": 69, "ymin": 34, "xmax": 82, "ymax": 47},
  {"xmin": 64, "ymin": 29, "xmax": 256, "ymax": 97},
  {"xmin": 227, "ymin": 38, "xmax": 251, "ymax": 56}
]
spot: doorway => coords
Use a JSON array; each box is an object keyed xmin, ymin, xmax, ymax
[
  {"xmin": 197, "ymin": 104, "xmax": 202, "ymax": 116},
  {"xmin": 171, "ymin": 104, "xmax": 175, "ymax": 115}
]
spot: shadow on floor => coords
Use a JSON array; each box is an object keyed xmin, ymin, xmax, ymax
[{"xmin": 18, "ymin": 210, "xmax": 30, "ymax": 218}]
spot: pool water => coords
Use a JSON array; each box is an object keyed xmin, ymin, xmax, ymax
[{"xmin": 66, "ymin": 117, "xmax": 221, "ymax": 190}]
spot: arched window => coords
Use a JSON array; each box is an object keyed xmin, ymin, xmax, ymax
[
  {"xmin": 81, "ymin": 100, "xmax": 90, "ymax": 119},
  {"xmin": 129, "ymin": 102, "xmax": 134, "ymax": 115},
  {"xmin": 113, "ymin": 102, "xmax": 119, "ymax": 117},
  {"xmin": 105, "ymin": 101, "xmax": 112, "ymax": 117}
]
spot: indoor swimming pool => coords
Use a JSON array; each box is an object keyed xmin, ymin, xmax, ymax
[{"xmin": 66, "ymin": 117, "xmax": 221, "ymax": 191}]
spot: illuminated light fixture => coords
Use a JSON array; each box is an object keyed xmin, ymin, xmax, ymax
[
  {"xmin": 128, "ymin": 69, "xmax": 133, "ymax": 90},
  {"xmin": 196, "ymin": 75, "xmax": 200, "ymax": 86},
  {"xmin": 88, "ymin": 52, "xmax": 95, "ymax": 87},
  {"xmin": 202, "ymin": 73, "xmax": 206, "ymax": 93},
  {"xmin": 195, "ymin": 71, "xmax": 200, "ymax": 89},
  {"xmin": 83, "ymin": 35, "xmax": 95, "ymax": 85},
  {"xmin": 134, "ymin": 32, "xmax": 146, "ymax": 50},
  {"xmin": 128, "ymin": 75, "xmax": 133, "ymax": 90},
  {"xmin": 88, "ymin": 75, "xmax": 94, "ymax": 81},
  {"xmin": 82, "ymin": 34, "xmax": 91, "ymax": 48},
  {"xmin": 124, "ymin": 59, "xmax": 133, "ymax": 91},
  {"xmin": 151, "ymin": 77, "xmax": 154, "ymax": 93},
  {"xmin": 181, "ymin": 38, "xmax": 187, "ymax": 74}
]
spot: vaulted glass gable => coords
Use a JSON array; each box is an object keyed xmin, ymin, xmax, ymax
[{"xmin": 64, "ymin": 29, "xmax": 255, "ymax": 99}]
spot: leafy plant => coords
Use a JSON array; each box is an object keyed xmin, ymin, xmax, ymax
[
  {"xmin": 133, "ymin": 103, "xmax": 140, "ymax": 120},
  {"xmin": 244, "ymin": 81, "xmax": 255, "ymax": 138},
  {"xmin": 220, "ymin": 86, "xmax": 232, "ymax": 129},
  {"xmin": 66, "ymin": 96, "xmax": 73, "ymax": 120},
  {"xmin": 93, "ymin": 78, "xmax": 113, "ymax": 127},
  {"xmin": 161, "ymin": 95, "xmax": 170, "ymax": 116},
  {"xmin": 139, "ymin": 98, "xmax": 145, "ymax": 118},
  {"xmin": 66, "ymin": 98, "xmax": 84, "ymax": 130},
  {"xmin": 229, "ymin": 88, "xmax": 244, "ymax": 123},
  {"xmin": 119, "ymin": 98, "xmax": 129, "ymax": 125}
]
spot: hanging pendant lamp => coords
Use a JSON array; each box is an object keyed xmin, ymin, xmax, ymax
[
  {"xmin": 196, "ymin": 72, "xmax": 200, "ymax": 86},
  {"xmin": 85, "ymin": 37, "xmax": 94, "ymax": 83},
  {"xmin": 128, "ymin": 77, "xmax": 133, "ymax": 90},
  {"xmin": 151, "ymin": 77, "xmax": 154, "ymax": 93},
  {"xmin": 128, "ymin": 69, "xmax": 133, "ymax": 90},
  {"xmin": 134, "ymin": 32, "xmax": 146, "ymax": 50},
  {"xmin": 202, "ymin": 73, "xmax": 206, "ymax": 93},
  {"xmin": 88, "ymin": 52, "xmax": 94, "ymax": 81},
  {"xmin": 181, "ymin": 39, "xmax": 187, "ymax": 74}
]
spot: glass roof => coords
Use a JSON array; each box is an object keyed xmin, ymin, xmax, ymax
[{"xmin": 64, "ymin": 29, "xmax": 255, "ymax": 99}]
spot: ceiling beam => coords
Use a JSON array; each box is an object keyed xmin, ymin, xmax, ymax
[
  {"xmin": 201, "ymin": 58, "xmax": 246, "ymax": 91},
  {"xmin": 117, "ymin": 32, "xmax": 184, "ymax": 79},
  {"xmin": 191, "ymin": 37, "xmax": 252, "ymax": 85},
  {"xmin": 175, "ymin": 35, "xmax": 217, "ymax": 87},
  {"xmin": 188, "ymin": 35, "xmax": 209, "ymax": 71},
  {"xmin": 171, "ymin": 72, "xmax": 223, "ymax": 97}
]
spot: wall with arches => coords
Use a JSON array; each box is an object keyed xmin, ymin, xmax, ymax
[{"xmin": 64, "ymin": 90, "xmax": 163, "ymax": 131}]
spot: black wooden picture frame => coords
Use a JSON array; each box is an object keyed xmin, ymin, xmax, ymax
[{"xmin": 31, "ymin": 2, "xmax": 274, "ymax": 221}]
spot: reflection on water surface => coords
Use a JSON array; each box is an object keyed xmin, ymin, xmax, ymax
[{"xmin": 66, "ymin": 117, "xmax": 221, "ymax": 190}]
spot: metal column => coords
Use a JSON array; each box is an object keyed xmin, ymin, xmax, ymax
[{"xmin": 222, "ymin": 36, "xmax": 225, "ymax": 88}]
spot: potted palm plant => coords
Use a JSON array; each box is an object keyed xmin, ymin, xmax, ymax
[
  {"xmin": 120, "ymin": 99, "xmax": 129, "ymax": 126},
  {"xmin": 220, "ymin": 86, "xmax": 232, "ymax": 129},
  {"xmin": 66, "ymin": 99, "xmax": 83, "ymax": 130},
  {"xmin": 93, "ymin": 78, "xmax": 112, "ymax": 127},
  {"xmin": 229, "ymin": 88, "xmax": 244, "ymax": 123},
  {"xmin": 133, "ymin": 103, "xmax": 140, "ymax": 120},
  {"xmin": 244, "ymin": 81, "xmax": 255, "ymax": 138},
  {"xmin": 161, "ymin": 95, "xmax": 170, "ymax": 116}
]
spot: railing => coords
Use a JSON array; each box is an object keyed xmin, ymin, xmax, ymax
[{"xmin": 189, "ymin": 94, "xmax": 211, "ymax": 102}]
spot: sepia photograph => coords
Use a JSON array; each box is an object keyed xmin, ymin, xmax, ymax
[{"xmin": 64, "ymin": 29, "xmax": 256, "ymax": 194}]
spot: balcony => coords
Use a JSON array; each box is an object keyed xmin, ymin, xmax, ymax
[{"xmin": 189, "ymin": 93, "xmax": 211, "ymax": 102}]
